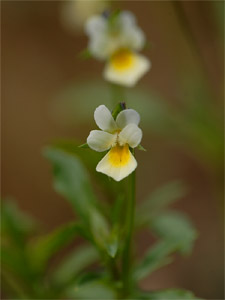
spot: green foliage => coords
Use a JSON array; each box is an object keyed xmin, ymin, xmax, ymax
[
  {"xmin": 1, "ymin": 151, "xmax": 199, "ymax": 299},
  {"xmin": 78, "ymin": 48, "xmax": 92, "ymax": 60},
  {"xmin": 28, "ymin": 222, "xmax": 80, "ymax": 273},
  {"xmin": 1, "ymin": 200, "xmax": 37, "ymax": 244},
  {"xmin": 151, "ymin": 211, "xmax": 197, "ymax": 254},
  {"xmin": 137, "ymin": 180, "xmax": 187, "ymax": 227},
  {"xmin": 52, "ymin": 244, "xmax": 99, "ymax": 287},
  {"xmin": 43, "ymin": 147, "xmax": 120, "ymax": 257},
  {"xmin": 43, "ymin": 147, "xmax": 98, "ymax": 223},
  {"xmin": 66, "ymin": 279, "xmax": 116, "ymax": 299},
  {"xmin": 137, "ymin": 288, "xmax": 201, "ymax": 299},
  {"xmin": 134, "ymin": 210, "xmax": 197, "ymax": 280}
]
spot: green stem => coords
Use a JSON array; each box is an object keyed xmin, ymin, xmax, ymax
[
  {"xmin": 122, "ymin": 168, "xmax": 136, "ymax": 297},
  {"xmin": 110, "ymin": 83, "xmax": 126, "ymax": 107}
]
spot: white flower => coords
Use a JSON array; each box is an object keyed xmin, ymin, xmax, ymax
[
  {"xmin": 85, "ymin": 11, "xmax": 151, "ymax": 87},
  {"xmin": 87, "ymin": 105, "xmax": 142, "ymax": 181}
]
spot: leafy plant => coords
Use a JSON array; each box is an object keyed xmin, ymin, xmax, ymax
[{"xmin": 1, "ymin": 143, "xmax": 200, "ymax": 299}]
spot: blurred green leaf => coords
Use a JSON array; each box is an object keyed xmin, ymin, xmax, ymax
[
  {"xmin": 1, "ymin": 200, "xmax": 37, "ymax": 245},
  {"xmin": 137, "ymin": 288, "xmax": 200, "ymax": 299},
  {"xmin": 1, "ymin": 246, "xmax": 32, "ymax": 282},
  {"xmin": 89, "ymin": 208, "xmax": 110, "ymax": 249},
  {"xmin": 66, "ymin": 280, "xmax": 116, "ymax": 299},
  {"xmin": 44, "ymin": 147, "xmax": 98, "ymax": 223},
  {"xmin": 53, "ymin": 244, "xmax": 99, "ymax": 287},
  {"xmin": 29, "ymin": 222, "xmax": 79, "ymax": 273},
  {"xmin": 44, "ymin": 147, "xmax": 114, "ymax": 255},
  {"xmin": 50, "ymin": 140, "xmax": 121, "ymax": 200},
  {"xmin": 78, "ymin": 48, "xmax": 92, "ymax": 60},
  {"xmin": 51, "ymin": 80, "xmax": 173, "ymax": 133},
  {"xmin": 134, "ymin": 240, "xmax": 174, "ymax": 280},
  {"xmin": 134, "ymin": 211, "xmax": 197, "ymax": 280},
  {"xmin": 1, "ymin": 269, "xmax": 30, "ymax": 299},
  {"xmin": 78, "ymin": 143, "xmax": 89, "ymax": 148},
  {"xmin": 137, "ymin": 180, "xmax": 187, "ymax": 227},
  {"xmin": 105, "ymin": 227, "xmax": 120, "ymax": 258},
  {"xmin": 151, "ymin": 211, "xmax": 197, "ymax": 254},
  {"xmin": 1, "ymin": 200, "xmax": 38, "ymax": 287},
  {"xmin": 137, "ymin": 144, "xmax": 147, "ymax": 151}
]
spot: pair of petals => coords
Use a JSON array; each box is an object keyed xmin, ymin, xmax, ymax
[
  {"xmin": 94, "ymin": 105, "xmax": 140, "ymax": 133},
  {"xmin": 87, "ymin": 123, "xmax": 142, "ymax": 152}
]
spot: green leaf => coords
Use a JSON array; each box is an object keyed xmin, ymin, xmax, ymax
[
  {"xmin": 78, "ymin": 143, "xmax": 90, "ymax": 148},
  {"xmin": 1, "ymin": 269, "xmax": 30, "ymax": 299},
  {"xmin": 1, "ymin": 200, "xmax": 37, "ymax": 245},
  {"xmin": 53, "ymin": 244, "xmax": 99, "ymax": 287},
  {"xmin": 89, "ymin": 208, "xmax": 110, "ymax": 249},
  {"xmin": 105, "ymin": 227, "xmax": 120, "ymax": 258},
  {"xmin": 78, "ymin": 48, "xmax": 92, "ymax": 60},
  {"xmin": 138, "ymin": 181, "xmax": 187, "ymax": 226},
  {"xmin": 1, "ymin": 246, "xmax": 31, "ymax": 280},
  {"xmin": 66, "ymin": 280, "xmax": 116, "ymax": 299},
  {"xmin": 134, "ymin": 240, "xmax": 174, "ymax": 280},
  {"xmin": 43, "ymin": 147, "xmax": 98, "ymax": 223},
  {"xmin": 151, "ymin": 211, "xmax": 198, "ymax": 254},
  {"xmin": 137, "ymin": 288, "xmax": 200, "ymax": 299},
  {"xmin": 50, "ymin": 140, "xmax": 122, "ymax": 200},
  {"xmin": 137, "ymin": 144, "xmax": 147, "ymax": 151},
  {"xmin": 134, "ymin": 211, "xmax": 197, "ymax": 280},
  {"xmin": 29, "ymin": 222, "xmax": 79, "ymax": 272},
  {"xmin": 44, "ymin": 147, "xmax": 113, "ymax": 254}
]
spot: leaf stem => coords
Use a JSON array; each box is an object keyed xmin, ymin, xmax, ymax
[{"xmin": 122, "ymin": 168, "xmax": 136, "ymax": 296}]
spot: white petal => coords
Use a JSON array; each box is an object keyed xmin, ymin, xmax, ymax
[
  {"xmin": 119, "ymin": 11, "xmax": 136, "ymax": 27},
  {"xmin": 124, "ymin": 27, "xmax": 145, "ymax": 51},
  {"xmin": 87, "ymin": 130, "xmax": 116, "ymax": 152},
  {"xmin": 85, "ymin": 15, "xmax": 106, "ymax": 37},
  {"xmin": 103, "ymin": 53, "xmax": 151, "ymax": 87},
  {"xmin": 94, "ymin": 105, "xmax": 118, "ymax": 133},
  {"xmin": 88, "ymin": 37, "xmax": 109, "ymax": 60},
  {"xmin": 119, "ymin": 11, "xmax": 145, "ymax": 50},
  {"xmin": 118, "ymin": 124, "xmax": 142, "ymax": 148},
  {"xmin": 116, "ymin": 109, "xmax": 140, "ymax": 128},
  {"xmin": 96, "ymin": 145, "xmax": 137, "ymax": 181}
]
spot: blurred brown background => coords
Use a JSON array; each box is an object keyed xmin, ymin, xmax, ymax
[{"xmin": 1, "ymin": 1, "xmax": 224, "ymax": 299}]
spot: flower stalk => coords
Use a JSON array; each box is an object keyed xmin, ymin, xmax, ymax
[{"xmin": 122, "ymin": 164, "xmax": 136, "ymax": 297}]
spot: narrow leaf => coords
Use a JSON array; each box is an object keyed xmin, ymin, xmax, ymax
[
  {"xmin": 53, "ymin": 245, "xmax": 99, "ymax": 287},
  {"xmin": 137, "ymin": 288, "xmax": 201, "ymax": 299},
  {"xmin": 134, "ymin": 240, "xmax": 174, "ymax": 280},
  {"xmin": 29, "ymin": 222, "xmax": 79, "ymax": 272},
  {"xmin": 137, "ymin": 144, "xmax": 147, "ymax": 151},
  {"xmin": 43, "ymin": 147, "xmax": 97, "ymax": 222},
  {"xmin": 151, "ymin": 210, "xmax": 198, "ymax": 254},
  {"xmin": 78, "ymin": 143, "xmax": 90, "ymax": 149}
]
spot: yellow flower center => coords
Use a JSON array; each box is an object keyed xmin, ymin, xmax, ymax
[
  {"xmin": 108, "ymin": 144, "xmax": 130, "ymax": 167},
  {"xmin": 110, "ymin": 49, "xmax": 135, "ymax": 71}
]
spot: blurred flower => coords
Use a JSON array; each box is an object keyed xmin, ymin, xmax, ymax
[
  {"xmin": 85, "ymin": 11, "xmax": 151, "ymax": 86},
  {"xmin": 87, "ymin": 105, "xmax": 142, "ymax": 181},
  {"xmin": 60, "ymin": 0, "xmax": 109, "ymax": 33}
]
